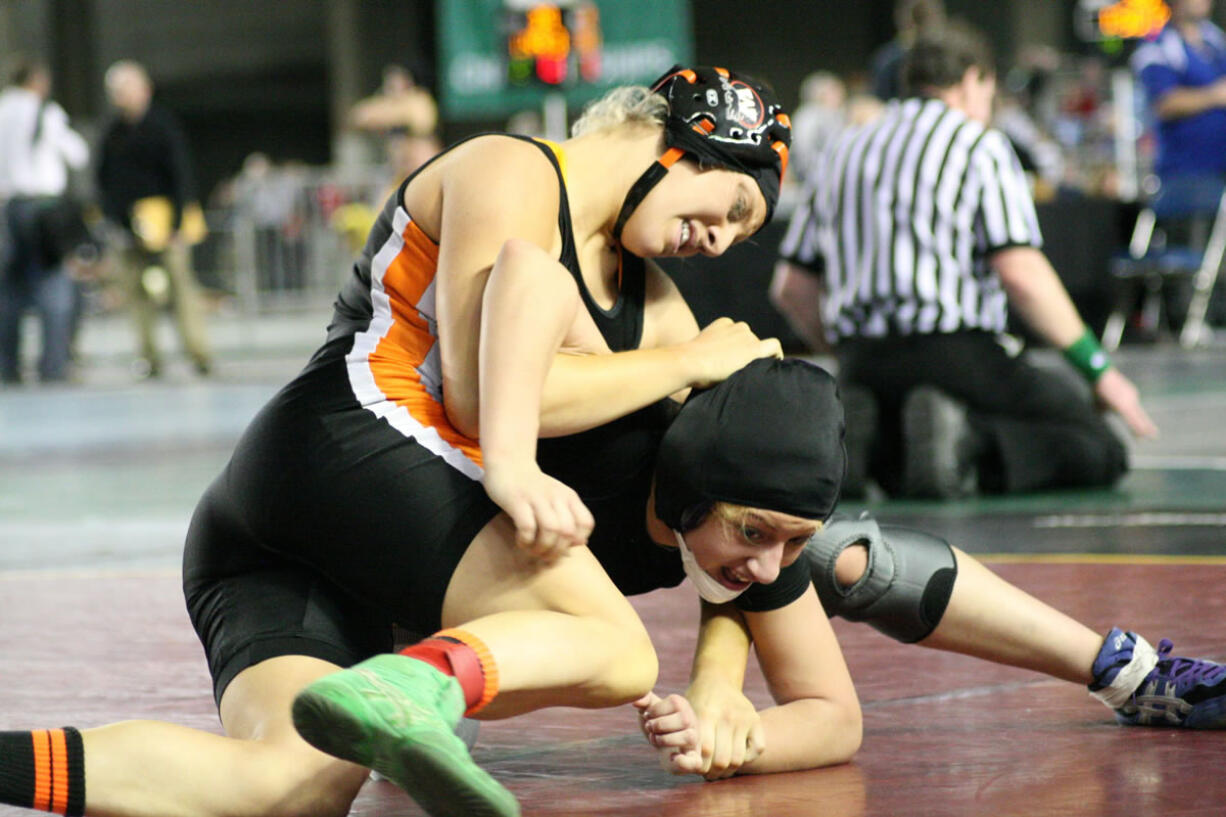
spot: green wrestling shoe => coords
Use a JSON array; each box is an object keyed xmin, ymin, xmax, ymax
[{"xmin": 291, "ymin": 654, "xmax": 519, "ymax": 817}]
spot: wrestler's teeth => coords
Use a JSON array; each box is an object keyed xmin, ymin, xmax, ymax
[{"xmin": 680, "ymin": 222, "xmax": 690, "ymax": 248}]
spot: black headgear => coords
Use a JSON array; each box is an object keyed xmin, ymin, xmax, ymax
[
  {"xmin": 654, "ymin": 358, "xmax": 845, "ymax": 530},
  {"xmin": 612, "ymin": 65, "xmax": 792, "ymax": 241}
]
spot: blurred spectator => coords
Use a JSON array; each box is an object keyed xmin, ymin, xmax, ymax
[
  {"xmin": 0, "ymin": 55, "xmax": 90, "ymax": 384},
  {"xmin": 774, "ymin": 20, "xmax": 1157, "ymax": 500},
  {"xmin": 230, "ymin": 152, "xmax": 307, "ymax": 293},
  {"xmin": 788, "ymin": 71, "xmax": 848, "ymax": 187},
  {"xmin": 996, "ymin": 45, "xmax": 1065, "ymax": 198},
  {"xmin": 348, "ymin": 64, "xmax": 441, "ymax": 182},
  {"xmin": 349, "ymin": 64, "xmax": 438, "ymax": 137},
  {"xmin": 994, "ymin": 87, "xmax": 1065, "ymax": 199},
  {"xmin": 1130, "ymin": 0, "xmax": 1226, "ymax": 186},
  {"xmin": 869, "ymin": 0, "xmax": 946, "ymax": 101},
  {"xmin": 382, "ymin": 131, "xmax": 435, "ymax": 196},
  {"xmin": 97, "ymin": 59, "xmax": 212, "ymax": 379},
  {"xmin": 1005, "ymin": 44, "xmax": 1063, "ymax": 129},
  {"xmin": 1051, "ymin": 57, "xmax": 1106, "ymax": 161},
  {"xmin": 846, "ymin": 90, "xmax": 887, "ymax": 126},
  {"xmin": 506, "ymin": 108, "xmax": 546, "ymax": 138}
]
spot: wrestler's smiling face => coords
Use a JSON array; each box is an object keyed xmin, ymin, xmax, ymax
[{"xmin": 618, "ymin": 162, "xmax": 766, "ymax": 260}]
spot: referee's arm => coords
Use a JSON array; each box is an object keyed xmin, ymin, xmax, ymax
[
  {"xmin": 771, "ymin": 183, "xmax": 831, "ymax": 354},
  {"xmin": 992, "ymin": 246, "xmax": 1085, "ymax": 349},
  {"xmin": 993, "ymin": 247, "xmax": 1159, "ymax": 439},
  {"xmin": 769, "ymin": 260, "xmax": 829, "ymax": 354}
]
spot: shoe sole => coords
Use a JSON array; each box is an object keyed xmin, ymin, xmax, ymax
[{"xmin": 293, "ymin": 686, "xmax": 519, "ymax": 817}]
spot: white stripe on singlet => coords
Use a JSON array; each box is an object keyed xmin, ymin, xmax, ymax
[{"xmin": 344, "ymin": 207, "xmax": 484, "ymax": 481}]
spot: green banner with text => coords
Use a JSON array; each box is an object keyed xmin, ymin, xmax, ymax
[{"xmin": 437, "ymin": 0, "xmax": 693, "ymax": 121}]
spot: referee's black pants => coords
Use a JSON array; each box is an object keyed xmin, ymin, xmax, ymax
[{"xmin": 837, "ymin": 330, "xmax": 1128, "ymax": 495}]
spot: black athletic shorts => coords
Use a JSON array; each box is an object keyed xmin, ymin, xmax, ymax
[{"xmin": 183, "ymin": 344, "xmax": 501, "ymax": 705}]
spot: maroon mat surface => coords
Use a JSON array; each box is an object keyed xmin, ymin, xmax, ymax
[{"xmin": 3, "ymin": 561, "xmax": 1225, "ymax": 817}]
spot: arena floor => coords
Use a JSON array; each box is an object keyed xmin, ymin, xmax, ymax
[{"xmin": 2, "ymin": 312, "xmax": 1225, "ymax": 817}]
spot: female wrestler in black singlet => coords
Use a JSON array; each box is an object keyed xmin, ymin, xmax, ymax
[
  {"xmin": 283, "ymin": 66, "xmax": 1226, "ymax": 817},
  {"xmin": 4, "ymin": 65, "xmax": 1224, "ymax": 817},
  {"xmin": 0, "ymin": 65, "xmax": 799, "ymax": 817}
]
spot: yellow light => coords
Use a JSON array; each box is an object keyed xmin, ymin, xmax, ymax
[
  {"xmin": 509, "ymin": 5, "xmax": 571, "ymax": 60},
  {"xmin": 1098, "ymin": 0, "xmax": 1170, "ymax": 39}
]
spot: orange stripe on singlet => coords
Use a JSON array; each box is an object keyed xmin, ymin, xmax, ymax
[
  {"xmin": 367, "ymin": 219, "xmax": 484, "ymax": 466},
  {"xmin": 31, "ymin": 729, "xmax": 51, "ymax": 812}
]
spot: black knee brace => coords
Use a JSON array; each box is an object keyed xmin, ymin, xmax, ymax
[{"xmin": 804, "ymin": 514, "xmax": 958, "ymax": 643}]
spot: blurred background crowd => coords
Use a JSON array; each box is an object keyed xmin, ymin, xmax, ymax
[{"xmin": 0, "ymin": 0, "xmax": 1223, "ymax": 386}]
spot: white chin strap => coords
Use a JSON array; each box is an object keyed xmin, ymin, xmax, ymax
[{"xmin": 675, "ymin": 530, "xmax": 747, "ymax": 604}]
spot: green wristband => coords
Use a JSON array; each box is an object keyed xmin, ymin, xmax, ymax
[{"xmin": 1063, "ymin": 329, "xmax": 1111, "ymax": 382}]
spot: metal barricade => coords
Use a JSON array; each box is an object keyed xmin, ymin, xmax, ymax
[{"xmin": 197, "ymin": 165, "xmax": 391, "ymax": 314}]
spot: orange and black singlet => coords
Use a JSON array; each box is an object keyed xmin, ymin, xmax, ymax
[
  {"xmin": 184, "ymin": 134, "xmax": 675, "ymax": 653},
  {"xmin": 315, "ymin": 133, "xmax": 649, "ymax": 469},
  {"xmin": 182, "ymin": 134, "xmax": 804, "ymax": 704}
]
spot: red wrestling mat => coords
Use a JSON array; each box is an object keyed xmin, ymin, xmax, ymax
[{"xmin": 3, "ymin": 562, "xmax": 1225, "ymax": 817}]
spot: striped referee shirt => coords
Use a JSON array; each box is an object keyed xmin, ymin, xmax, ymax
[{"xmin": 779, "ymin": 97, "xmax": 1042, "ymax": 340}]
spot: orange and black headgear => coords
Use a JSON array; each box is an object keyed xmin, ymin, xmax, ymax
[{"xmin": 612, "ymin": 65, "xmax": 792, "ymax": 241}]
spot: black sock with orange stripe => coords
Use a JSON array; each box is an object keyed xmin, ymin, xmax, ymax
[{"xmin": 0, "ymin": 728, "xmax": 85, "ymax": 816}]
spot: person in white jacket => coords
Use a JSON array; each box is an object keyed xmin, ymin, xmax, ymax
[{"xmin": 0, "ymin": 54, "xmax": 90, "ymax": 384}]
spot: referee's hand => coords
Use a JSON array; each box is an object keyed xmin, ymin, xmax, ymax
[{"xmin": 1095, "ymin": 368, "xmax": 1159, "ymax": 439}]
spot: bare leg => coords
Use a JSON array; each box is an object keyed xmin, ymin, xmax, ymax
[
  {"xmin": 921, "ymin": 548, "xmax": 1104, "ymax": 683},
  {"xmin": 63, "ymin": 514, "xmax": 657, "ymax": 817},
  {"xmin": 834, "ymin": 545, "xmax": 1103, "ymax": 684},
  {"xmin": 441, "ymin": 514, "xmax": 659, "ymax": 718},
  {"xmin": 81, "ymin": 657, "xmax": 368, "ymax": 817},
  {"xmin": 287, "ymin": 515, "xmax": 662, "ymax": 816}
]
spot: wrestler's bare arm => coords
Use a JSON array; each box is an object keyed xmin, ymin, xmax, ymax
[
  {"xmin": 640, "ymin": 589, "xmax": 862, "ymax": 777},
  {"xmin": 538, "ymin": 260, "xmax": 784, "ymax": 436}
]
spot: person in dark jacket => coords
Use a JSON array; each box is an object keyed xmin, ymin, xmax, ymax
[{"xmin": 97, "ymin": 59, "xmax": 211, "ymax": 378}]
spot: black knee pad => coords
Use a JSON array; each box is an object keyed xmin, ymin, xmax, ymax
[{"xmin": 804, "ymin": 514, "xmax": 958, "ymax": 643}]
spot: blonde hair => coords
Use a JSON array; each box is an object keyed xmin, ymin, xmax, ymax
[
  {"xmin": 571, "ymin": 85, "xmax": 668, "ymax": 137},
  {"xmin": 711, "ymin": 502, "xmax": 753, "ymax": 531},
  {"xmin": 710, "ymin": 501, "xmax": 824, "ymax": 538}
]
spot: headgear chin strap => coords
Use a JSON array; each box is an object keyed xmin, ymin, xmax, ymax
[
  {"xmin": 612, "ymin": 65, "xmax": 792, "ymax": 241},
  {"xmin": 675, "ymin": 529, "xmax": 747, "ymax": 603}
]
